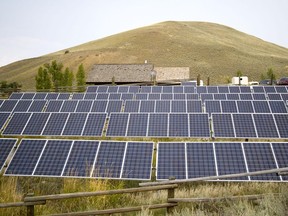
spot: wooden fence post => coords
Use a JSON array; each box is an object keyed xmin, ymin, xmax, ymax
[
  {"xmin": 25, "ymin": 193, "xmax": 35, "ymax": 216},
  {"xmin": 167, "ymin": 177, "xmax": 176, "ymax": 215}
]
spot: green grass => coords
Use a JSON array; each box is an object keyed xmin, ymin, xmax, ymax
[{"xmin": 1, "ymin": 21, "xmax": 288, "ymax": 90}]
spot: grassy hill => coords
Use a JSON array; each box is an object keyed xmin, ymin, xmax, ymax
[{"xmin": 1, "ymin": 21, "xmax": 288, "ymax": 90}]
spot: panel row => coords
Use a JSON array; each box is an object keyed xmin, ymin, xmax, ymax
[
  {"xmin": 212, "ymin": 113, "xmax": 288, "ymax": 138},
  {"xmin": 157, "ymin": 142, "xmax": 288, "ymax": 182},
  {"xmin": 0, "ymin": 138, "xmax": 18, "ymax": 172},
  {"xmin": 5, "ymin": 139, "xmax": 154, "ymax": 180}
]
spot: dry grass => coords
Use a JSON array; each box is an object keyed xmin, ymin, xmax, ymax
[{"xmin": 1, "ymin": 21, "xmax": 288, "ymax": 90}]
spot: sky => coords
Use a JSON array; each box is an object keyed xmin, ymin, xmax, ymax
[{"xmin": 1, "ymin": 0, "xmax": 288, "ymax": 67}]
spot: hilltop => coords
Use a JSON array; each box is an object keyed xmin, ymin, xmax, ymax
[{"xmin": 1, "ymin": 21, "xmax": 288, "ymax": 90}]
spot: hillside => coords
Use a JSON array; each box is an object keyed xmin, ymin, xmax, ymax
[{"xmin": 1, "ymin": 21, "xmax": 288, "ymax": 90}]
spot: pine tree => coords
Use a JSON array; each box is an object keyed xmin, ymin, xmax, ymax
[
  {"xmin": 76, "ymin": 63, "xmax": 86, "ymax": 92},
  {"xmin": 35, "ymin": 67, "xmax": 44, "ymax": 90}
]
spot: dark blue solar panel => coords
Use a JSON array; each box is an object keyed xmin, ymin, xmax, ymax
[
  {"xmin": 82, "ymin": 113, "xmax": 106, "ymax": 137},
  {"xmin": 84, "ymin": 93, "xmax": 97, "ymax": 100},
  {"xmin": 187, "ymin": 100, "xmax": 202, "ymax": 113},
  {"xmin": 90, "ymin": 100, "xmax": 108, "ymax": 112},
  {"xmin": 124, "ymin": 100, "xmax": 140, "ymax": 112},
  {"xmin": 5, "ymin": 139, "xmax": 47, "ymax": 175},
  {"xmin": 221, "ymin": 101, "xmax": 238, "ymax": 113},
  {"xmin": 121, "ymin": 93, "xmax": 134, "ymax": 101},
  {"xmin": 148, "ymin": 113, "xmax": 168, "ymax": 137},
  {"xmin": 46, "ymin": 93, "xmax": 59, "ymax": 100},
  {"xmin": 62, "ymin": 113, "xmax": 88, "ymax": 136},
  {"xmin": 162, "ymin": 86, "xmax": 173, "ymax": 93},
  {"xmin": 244, "ymin": 142, "xmax": 280, "ymax": 181},
  {"xmin": 109, "ymin": 93, "xmax": 121, "ymax": 100},
  {"xmin": 171, "ymin": 100, "xmax": 186, "ymax": 113},
  {"xmin": 135, "ymin": 93, "xmax": 148, "ymax": 100},
  {"xmin": 267, "ymin": 93, "xmax": 282, "ymax": 100},
  {"xmin": 127, "ymin": 113, "xmax": 148, "ymax": 137},
  {"xmin": 186, "ymin": 93, "xmax": 199, "ymax": 100},
  {"xmin": 9, "ymin": 92, "xmax": 23, "ymax": 99},
  {"xmin": 128, "ymin": 86, "xmax": 140, "ymax": 93},
  {"xmin": 189, "ymin": 114, "xmax": 210, "ymax": 137},
  {"xmin": 252, "ymin": 93, "xmax": 266, "ymax": 100},
  {"xmin": 169, "ymin": 113, "xmax": 189, "ymax": 137},
  {"xmin": 237, "ymin": 101, "xmax": 254, "ymax": 113},
  {"xmin": 272, "ymin": 142, "xmax": 288, "ymax": 181},
  {"xmin": 96, "ymin": 93, "xmax": 109, "ymax": 100},
  {"xmin": 232, "ymin": 114, "xmax": 257, "ymax": 138},
  {"xmin": 86, "ymin": 86, "xmax": 98, "ymax": 93},
  {"xmin": 63, "ymin": 141, "xmax": 99, "ymax": 177},
  {"xmin": 213, "ymin": 93, "xmax": 227, "ymax": 100},
  {"xmin": 196, "ymin": 86, "xmax": 207, "ymax": 94},
  {"xmin": 215, "ymin": 142, "xmax": 248, "ymax": 180},
  {"xmin": 45, "ymin": 100, "xmax": 63, "ymax": 112},
  {"xmin": 0, "ymin": 100, "xmax": 18, "ymax": 112},
  {"xmin": 0, "ymin": 139, "xmax": 17, "ymax": 171},
  {"xmin": 151, "ymin": 86, "xmax": 162, "ymax": 93},
  {"xmin": 207, "ymin": 86, "xmax": 218, "ymax": 93},
  {"xmin": 240, "ymin": 86, "xmax": 251, "ymax": 93},
  {"xmin": 253, "ymin": 114, "xmax": 279, "ymax": 138},
  {"xmin": 229, "ymin": 86, "xmax": 240, "ymax": 93},
  {"xmin": 22, "ymin": 93, "xmax": 35, "ymax": 99},
  {"xmin": 173, "ymin": 93, "xmax": 186, "ymax": 100},
  {"xmin": 107, "ymin": 86, "xmax": 118, "ymax": 93},
  {"xmin": 75, "ymin": 100, "xmax": 93, "ymax": 112},
  {"xmin": 157, "ymin": 142, "xmax": 186, "ymax": 180},
  {"xmin": 22, "ymin": 113, "xmax": 50, "ymax": 135},
  {"xmin": 140, "ymin": 100, "xmax": 155, "ymax": 112},
  {"xmin": 3, "ymin": 112, "xmax": 32, "ymax": 135},
  {"xmin": 33, "ymin": 140, "xmax": 72, "ymax": 176},
  {"xmin": 184, "ymin": 86, "xmax": 195, "ymax": 93},
  {"xmin": 92, "ymin": 141, "xmax": 126, "ymax": 178},
  {"xmin": 187, "ymin": 142, "xmax": 216, "ymax": 178},
  {"xmin": 275, "ymin": 86, "xmax": 287, "ymax": 93},
  {"xmin": 239, "ymin": 93, "xmax": 253, "ymax": 100},
  {"xmin": 34, "ymin": 93, "xmax": 47, "ymax": 100},
  {"xmin": 226, "ymin": 93, "xmax": 240, "ymax": 100},
  {"xmin": 118, "ymin": 86, "xmax": 129, "ymax": 93},
  {"xmin": 106, "ymin": 100, "xmax": 123, "ymax": 115},
  {"xmin": 264, "ymin": 86, "xmax": 276, "ymax": 93},
  {"xmin": 13, "ymin": 100, "xmax": 33, "ymax": 112},
  {"xmin": 58, "ymin": 93, "xmax": 70, "ymax": 100},
  {"xmin": 106, "ymin": 113, "xmax": 129, "ymax": 136},
  {"xmin": 0, "ymin": 112, "xmax": 11, "ymax": 131},
  {"xmin": 148, "ymin": 93, "xmax": 161, "ymax": 100},
  {"xmin": 273, "ymin": 114, "xmax": 288, "ymax": 138},
  {"xmin": 212, "ymin": 114, "xmax": 235, "ymax": 138},
  {"xmin": 97, "ymin": 86, "xmax": 108, "ymax": 93},
  {"xmin": 200, "ymin": 93, "xmax": 213, "ymax": 102},
  {"xmin": 173, "ymin": 86, "xmax": 184, "ymax": 93},
  {"xmin": 122, "ymin": 142, "xmax": 154, "ymax": 180},
  {"xmin": 60, "ymin": 100, "xmax": 78, "ymax": 112},
  {"xmin": 42, "ymin": 113, "xmax": 69, "ymax": 136},
  {"xmin": 155, "ymin": 100, "xmax": 170, "ymax": 112},
  {"xmin": 72, "ymin": 93, "xmax": 85, "ymax": 100},
  {"xmin": 140, "ymin": 86, "xmax": 152, "ymax": 93},
  {"xmin": 268, "ymin": 101, "xmax": 287, "ymax": 113},
  {"xmin": 28, "ymin": 100, "xmax": 47, "ymax": 112},
  {"xmin": 281, "ymin": 93, "xmax": 288, "ymax": 101},
  {"xmin": 161, "ymin": 93, "xmax": 173, "ymax": 100},
  {"xmin": 218, "ymin": 86, "xmax": 229, "ymax": 93},
  {"xmin": 205, "ymin": 100, "xmax": 221, "ymax": 116},
  {"xmin": 252, "ymin": 101, "xmax": 271, "ymax": 113},
  {"xmin": 252, "ymin": 86, "xmax": 265, "ymax": 93}
]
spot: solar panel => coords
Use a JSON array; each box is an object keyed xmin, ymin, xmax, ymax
[
  {"xmin": 92, "ymin": 141, "xmax": 126, "ymax": 178},
  {"xmin": 169, "ymin": 113, "xmax": 189, "ymax": 137},
  {"xmin": 42, "ymin": 113, "xmax": 69, "ymax": 136},
  {"xmin": 0, "ymin": 100, "xmax": 18, "ymax": 112},
  {"xmin": 62, "ymin": 113, "xmax": 88, "ymax": 136},
  {"xmin": 221, "ymin": 100, "xmax": 238, "ymax": 113},
  {"xmin": 229, "ymin": 86, "xmax": 240, "ymax": 93},
  {"xmin": 275, "ymin": 86, "xmax": 287, "ymax": 93},
  {"xmin": 186, "ymin": 142, "xmax": 216, "ymax": 178},
  {"xmin": 0, "ymin": 99, "xmax": 4, "ymax": 107},
  {"xmin": 187, "ymin": 100, "xmax": 202, "ymax": 113},
  {"xmin": 9, "ymin": 92, "xmax": 23, "ymax": 99},
  {"xmin": 84, "ymin": 93, "xmax": 97, "ymax": 100},
  {"xmin": 12, "ymin": 100, "xmax": 33, "ymax": 112},
  {"xmin": 267, "ymin": 93, "xmax": 282, "ymax": 100},
  {"xmin": 281, "ymin": 93, "xmax": 288, "ymax": 102},
  {"xmin": 268, "ymin": 101, "xmax": 287, "ymax": 113},
  {"xmin": 90, "ymin": 100, "xmax": 108, "ymax": 112},
  {"xmin": 33, "ymin": 140, "xmax": 72, "ymax": 176},
  {"xmin": 157, "ymin": 142, "xmax": 186, "ymax": 180},
  {"xmin": 0, "ymin": 112, "xmax": 11, "ymax": 131},
  {"xmin": 124, "ymin": 100, "xmax": 140, "ymax": 112},
  {"xmin": 86, "ymin": 86, "xmax": 98, "ymax": 93},
  {"xmin": 232, "ymin": 114, "xmax": 257, "ymax": 138},
  {"xmin": 96, "ymin": 93, "xmax": 109, "ymax": 100},
  {"xmin": 107, "ymin": 86, "xmax": 118, "ymax": 93},
  {"xmin": 236, "ymin": 101, "xmax": 254, "ymax": 113},
  {"xmin": 213, "ymin": 93, "xmax": 227, "ymax": 100},
  {"xmin": 252, "ymin": 86, "xmax": 265, "ymax": 93},
  {"xmin": 75, "ymin": 100, "xmax": 93, "ymax": 112},
  {"xmin": 140, "ymin": 100, "xmax": 155, "ymax": 112},
  {"xmin": 22, "ymin": 93, "xmax": 35, "ymax": 99},
  {"xmin": 63, "ymin": 140, "xmax": 99, "ymax": 177},
  {"xmin": 173, "ymin": 86, "xmax": 184, "ymax": 93},
  {"xmin": 240, "ymin": 86, "xmax": 251, "ymax": 93},
  {"xmin": 140, "ymin": 86, "xmax": 152, "ymax": 93},
  {"xmin": 155, "ymin": 100, "xmax": 170, "ymax": 112},
  {"xmin": 264, "ymin": 86, "xmax": 276, "ymax": 93},
  {"xmin": 196, "ymin": 86, "xmax": 207, "ymax": 94},
  {"xmin": 252, "ymin": 101, "xmax": 271, "ymax": 113},
  {"xmin": 171, "ymin": 100, "xmax": 186, "ymax": 113},
  {"xmin": 72, "ymin": 93, "xmax": 85, "ymax": 100},
  {"xmin": 200, "ymin": 93, "xmax": 213, "ymax": 102},
  {"xmin": 147, "ymin": 113, "xmax": 168, "ymax": 137},
  {"xmin": 151, "ymin": 86, "xmax": 162, "ymax": 93},
  {"xmin": 34, "ymin": 93, "xmax": 48, "ymax": 100},
  {"xmin": 0, "ymin": 138, "xmax": 17, "ymax": 172},
  {"xmin": 46, "ymin": 93, "xmax": 59, "ymax": 100},
  {"xmin": 186, "ymin": 93, "xmax": 199, "ymax": 100},
  {"xmin": 273, "ymin": 114, "xmax": 288, "ymax": 138},
  {"xmin": 189, "ymin": 114, "xmax": 210, "ymax": 137},
  {"xmin": 118, "ymin": 86, "xmax": 129, "ymax": 93},
  {"xmin": 212, "ymin": 113, "xmax": 235, "ymax": 138},
  {"xmin": 22, "ymin": 112, "xmax": 50, "ymax": 135},
  {"xmin": 128, "ymin": 86, "xmax": 140, "ymax": 93},
  {"xmin": 5, "ymin": 139, "xmax": 47, "ymax": 175},
  {"xmin": 160, "ymin": 93, "xmax": 173, "ymax": 100},
  {"xmin": 109, "ymin": 93, "xmax": 121, "ymax": 100},
  {"xmin": 252, "ymin": 93, "xmax": 266, "ymax": 100},
  {"xmin": 106, "ymin": 113, "xmax": 129, "ymax": 136},
  {"xmin": 126, "ymin": 113, "xmax": 148, "ymax": 137},
  {"xmin": 243, "ymin": 142, "xmax": 280, "ymax": 181},
  {"xmin": 173, "ymin": 93, "xmax": 186, "ymax": 100},
  {"xmin": 148, "ymin": 93, "xmax": 161, "ymax": 100},
  {"xmin": 162, "ymin": 86, "xmax": 173, "ymax": 93},
  {"xmin": 218, "ymin": 86, "xmax": 229, "ymax": 93},
  {"xmin": 121, "ymin": 93, "xmax": 134, "ymax": 101},
  {"xmin": 45, "ymin": 100, "xmax": 64, "ymax": 112},
  {"xmin": 82, "ymin": 113, "xmax": 106, "ymax": 137},
  {"xmin": 272, "ymin": 142, "xmax": 288, "ymax": 180},
  {"xmin": 3, "ymin": 112, "xmax": 32, "ymax": 135},
  {"xmin": 106, "ymin": 100, "xmax": 123, "ymax": 115},
  {"xmin": 135, "ymin": 93, "xmax": 148, "ymax": 100},
  {"xmin": 207, "ymin": 86, "xmax": 218, "ymax": 93},
  {"xmin": 205, "ymin": 100, "xmax": 221, "ymax": 116},
  {"xmin": 97, "ymin": 86, "xmax": 108, "ymax": 93},
  {"xmin": 28, "ymin": 100, "xmax": 47, "ymax": 112},
  {"xmin": 60, "ymin": 100, "xmax": 78, "ymax": 112},
  {"xmin": 183, "ymin": 86, "xmax": 195, "ymax": 93},
  {"xmin": 226, "ymin": 93, "xmax": 240, "ymax": 100},
  {"xmin": 239, "ymin": 93, "xmax": 253, "ymax": 100},
  {"xmin": 121, "ymin": 142, "xmax": 154, "ymax": 180},
  {"xmin": 58, "ymin": 93, "xmax": 70, "ymax": 100},
  {"xmin": 253, "ymin": 114, "xmax": 279, "ymax": 138},
  {"xmin": 215, "ymin": 142, "xmax": 248, "ymax": 180}
]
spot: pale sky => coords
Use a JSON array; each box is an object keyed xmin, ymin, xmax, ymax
[{"xmin": 1, "ymin": 0, "xmax": 287, "ymax": 67}]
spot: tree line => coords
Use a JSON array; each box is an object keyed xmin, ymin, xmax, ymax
[{"xmin": 35, "ymin": 60, "xmax": 85, "ymax": 92}]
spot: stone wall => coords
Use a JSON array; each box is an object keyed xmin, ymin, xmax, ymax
[{"xmin": 154, "ymin": 67, "xmax": 190, "ymax": 81}]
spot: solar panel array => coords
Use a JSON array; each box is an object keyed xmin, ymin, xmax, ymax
[
  {"xmin": 157, "ymin": 142, "xmax": 288, "ymax": 182},
  {"xmin": 5, "ymin": 139, "xmax": 154, "ymax": 180},
  {"xmin": 0, "ymin": 138, "xmax": 17, "ymax": 172}
]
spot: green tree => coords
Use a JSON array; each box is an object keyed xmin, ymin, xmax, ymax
[
  {"xmin": 44, "ymin": 60, "xmax": 63, "ymax": 91},
  {"xmin": 267, "ymin": 68, "xmax": 276, "ymax": 85},
  {"xmin": 76, "ymin": 63, "xmax": 86, "ymax": 91},
  {"xmin": 62, "ymin": 67, "xmax": 74, "ymax": 91},
  {"xmin": 35, "ymin": 66, "xmax": 51, "ymax": 90}
]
